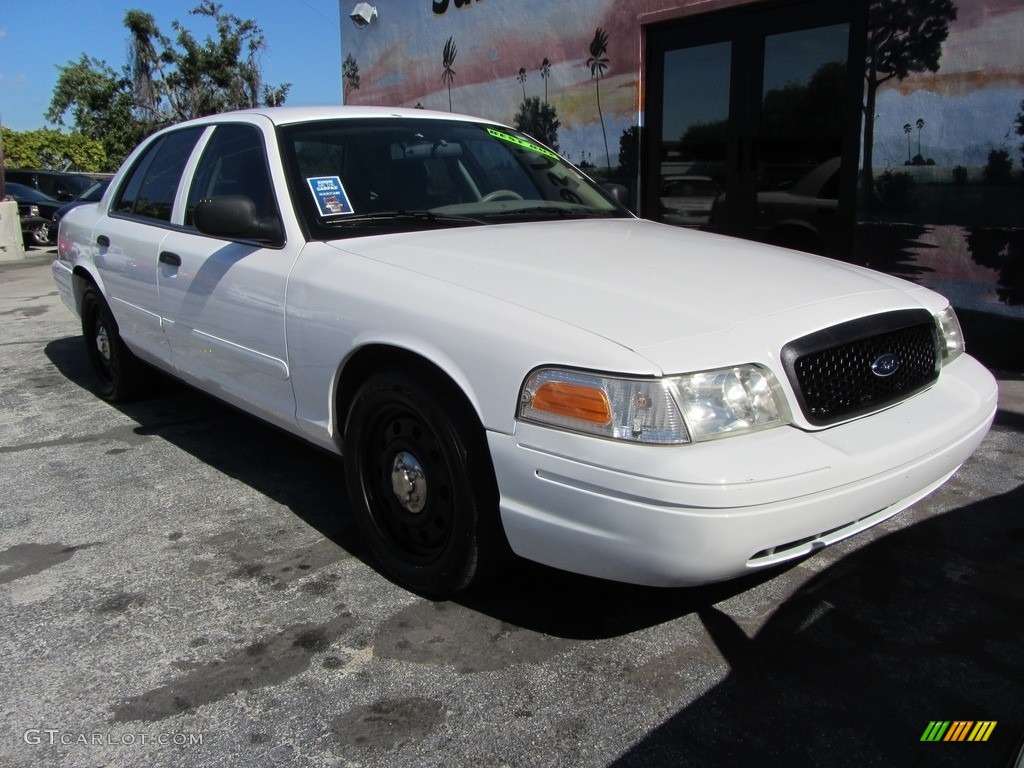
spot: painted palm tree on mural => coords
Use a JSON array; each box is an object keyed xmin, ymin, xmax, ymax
[
  {"xmin": 442, "ymin": 36, "xmax": 457, "ymax": 112},
  {"xmin": 587, "ymin": 27, "xmax": 611, "ymax": 171},
  {"xmin": 916, "ymin": 118, "xmax": 925, "ymax": 156},
  {"xmin": 904, "ymin": 122, "xmax": 913, "ymax": 162},
  {"xmin": 540, "ymin": 57, "xmax": 551, "ymax": 103},
  {"xmin": 517, "ymin": 67, "xmax": 527, "ymax": 100}
]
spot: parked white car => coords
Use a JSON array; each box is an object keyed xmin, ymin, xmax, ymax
[{"xmin": 53, "ymin": 107, "xmax": 997, "ymax": 596}]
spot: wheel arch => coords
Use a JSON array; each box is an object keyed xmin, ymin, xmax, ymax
[
  {"xmin": 70, "ymin": 265, "xmax": 103, "ymax": 316},
  {"xmin": 333, "ymin": 343, "xmax": 488, "ymax": 450}
]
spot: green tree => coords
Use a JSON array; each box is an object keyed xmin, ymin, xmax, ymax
[
  {"xmin": 863, "ymin": 0, "xmax": 957, "ymax": 203},
  {"xmin": 1, "ymin": 127, "xmax": 106, "ymax": 172},
  {"xmin": 512, "ymin": 97, "xmax": 560, "ymax": 151},
  {"xmin": 45, "ymin": 56, "xmax": 141, "ymax": 170},
  {"xmin": 442, "ymin": 37, "xmax": 458, "ymax": 112},
  {"xmin": 47, "ymin": 2, "xmax": 290, "ymax": 167},
  {"xmin": 587, "ymin": 28, "xmax": 611, "ymax": 171},
  {"xmin": 343, "ymin": 54, "xmax": 361, "ymax": 104}
]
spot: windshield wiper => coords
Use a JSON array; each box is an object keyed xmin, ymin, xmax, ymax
[
  {"xmin": 480, "ymin": 206, "xmax": 618, "ymax": 221},
  {"xmin": 325, "ymin": 210, "xmax": 485, "ymax": 227}
]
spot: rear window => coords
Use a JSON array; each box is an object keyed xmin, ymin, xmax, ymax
[{"xmin": 113, "ymin": 128, "xmax": 204, "ymax": 222}]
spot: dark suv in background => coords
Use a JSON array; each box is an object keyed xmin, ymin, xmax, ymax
[{"xmin": 4, "ymin": 169, "xmax": 95, "ymax": 202}]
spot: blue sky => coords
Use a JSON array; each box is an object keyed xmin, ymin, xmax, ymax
[{"xmin": 0, "ymin": 1, "xmax": 344, "ymax": 132}]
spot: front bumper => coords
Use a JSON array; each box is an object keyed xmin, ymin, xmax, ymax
[{"xmin": 488, "ymin": 355, "xmax": 997, "ymax": 586}]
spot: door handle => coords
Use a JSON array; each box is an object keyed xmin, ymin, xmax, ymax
[
  {"xmin": 96, "ymin": 235, "xmax": 110, "ymax": 247},
  {"xmin": 159, "ymin": 251, "xmax": 182, "ymax": 267}
]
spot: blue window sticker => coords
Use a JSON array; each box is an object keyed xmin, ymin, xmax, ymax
[{"xmin": 307, "ymin": 176, "xmax": 354, "ymax": 216}]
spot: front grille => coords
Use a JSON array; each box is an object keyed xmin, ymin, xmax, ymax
[{"xmin": 781, "ymin": 309, "xmax": 940, "ymax": 426}]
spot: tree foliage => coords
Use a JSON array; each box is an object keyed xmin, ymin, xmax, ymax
[
  {"xmin": 1, "ymin": 127, "xmax": 106, "ymax": 172},
  {"xmin": 1015, "ymin": 99, "xmax": 1024, "ymax": 174},
  {"xmin": 45, "ymin": 56, "xmax": 140, "ymax": 170},
  {"xmin": 862, "ymin": 0, "xmax": 957, "ymax": 203},
  {"xmin": 46, "ymin": 1, "xmax": 290, "ymax": 167},
  {"xmin": 512, "ymin": 97, "xmax": 560, "ymax": 151},
  {"xmin": 343, "ymin": 54, "xmax": 360, "ymax": 103},
  {"xmin": 617, "ymin": 126, "xmax": 639, "ymax": 178}
]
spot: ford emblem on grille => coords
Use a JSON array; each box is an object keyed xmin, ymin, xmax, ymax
[{"xmin": 871, "ymin": 353, "xmax": 902, "ymax": 377}]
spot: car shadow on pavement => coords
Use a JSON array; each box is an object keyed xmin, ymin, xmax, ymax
[{"xmin": 609, "ymin": 479, "xmax": 1024, "ymax": 768}]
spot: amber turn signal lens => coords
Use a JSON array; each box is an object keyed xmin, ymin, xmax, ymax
[{"xmin": 531, "ymin": 381, "xmax": 612, "ymax": 425}]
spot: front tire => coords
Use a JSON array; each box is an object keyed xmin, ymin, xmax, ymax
[
  {"xmin": 80, "ymin": 286, "xmax": 146, "ymax": 402},
  {"xmin": 343, "ymin": 370, "xmax": 504, "ymax": 597}
]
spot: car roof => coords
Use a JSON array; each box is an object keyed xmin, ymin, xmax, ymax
[{"xmin": 168, "ymin": 105, "xmax": 507, "ymax": 130}]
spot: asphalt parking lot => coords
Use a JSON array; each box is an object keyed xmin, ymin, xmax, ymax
[{"xmin": 2, "ymin": 249, "xmax": 1023, "ymax": 768}]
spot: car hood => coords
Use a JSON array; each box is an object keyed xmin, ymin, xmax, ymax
[{"xmin": 326, "ymin": 218, "xmax": 926, "ymax": 358}]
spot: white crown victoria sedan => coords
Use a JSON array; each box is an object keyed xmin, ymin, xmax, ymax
[{"xmin": 53, "ymin": 107, "xmax": 997, "ymax": 597}]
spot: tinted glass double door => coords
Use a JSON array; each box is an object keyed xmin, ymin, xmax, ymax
[{"xmin": 644, "ymin": 0, "xmax": 864, "ymax": 256}]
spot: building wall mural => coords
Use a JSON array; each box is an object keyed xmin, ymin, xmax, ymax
[
  {"xmin": 339, "ymin": 0, "xmax": 656, "ymax": 172},
  {"xmin": 855, "ymin": 0, "xmax": 1024, "ymax": 366}
]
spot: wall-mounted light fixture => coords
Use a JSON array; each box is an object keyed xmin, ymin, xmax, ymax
[{"xmin": 350, "ymin": 3, "xmax": 378, "ymax": 28}]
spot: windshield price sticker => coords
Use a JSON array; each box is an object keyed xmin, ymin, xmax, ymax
[
  {"xmin": 307, "ymin": 176, "xmax": 354, "ymax": 217},
  {"xmin": 486, "ymin": 128, "xmax": 560, "ymax": 161}
]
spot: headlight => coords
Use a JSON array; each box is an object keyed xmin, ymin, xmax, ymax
[
  {"xmin": 672, "ymin": 365, "xmax": 786, "ymax": 440},
  {"xmin": 934, "ymin": 305, "xmax": 964, "ymax": 365},
  {"xmin": 518, "ymin": 364, "xmax": 787, "ymax": 444}
]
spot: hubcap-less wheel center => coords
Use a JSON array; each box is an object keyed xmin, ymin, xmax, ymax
[
  {"xmin": 390, "ymin": 451, "xmax": 427, "ymax": 513},
  {"xmin": 96, "ymin": 325, "xmax": 111, "ymax": 361}
]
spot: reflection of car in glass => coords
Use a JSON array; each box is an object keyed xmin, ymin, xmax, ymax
[
  {"xmin": 755, "ymin": 157, "xmax": 840, "ymax": 255},
  {"xmin": 3, "ymin": 182, "xmax": 62, "ymax": 246},
  {"xmin": 53, "ymin": 108, "xmax": 995, "ymax": 598},
  {"xmin": 659, "ymin": 175, "xmax": 720, "ymax": 227}
]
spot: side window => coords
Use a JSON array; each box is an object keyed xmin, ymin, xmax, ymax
[
  {"xmin": 113, "ymin": 128, "xmax": 203, "ymax": 222},
  {"xmin": 186, "ymin": 124, "xmax": 277, "ymax": 227}
]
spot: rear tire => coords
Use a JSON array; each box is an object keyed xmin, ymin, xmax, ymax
[
  {"xmin": 80, "ymin": 286, "xmax": 146, "ymax": 402},
  {"xmin": 343, "ymin": 369, "xmax": 504, "ymax": 597}
]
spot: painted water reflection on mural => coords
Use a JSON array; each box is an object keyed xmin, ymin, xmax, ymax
[{"xmin": 855, "ymin": 0, "xmax": 1024, "ymax": 327}]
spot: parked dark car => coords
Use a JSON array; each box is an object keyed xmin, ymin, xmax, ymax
[
  {"xmin": 4, "ymin": 169, "xmax": 95, "ymax": 202},
  {"xmin": 3, "ymin": 182, "xmax": 62, "ymax": 246},
  {"xmin": 50, "ymin": 179, "xmax": 110, "ymax": 237}
]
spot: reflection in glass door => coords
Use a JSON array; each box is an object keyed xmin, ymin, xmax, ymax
[
  {"xmin": 645, "ymin": 1, "xmax": 863, "ymax": 257},
  {"xmin": 657, "ymin": 43, "xmax": 731, "ymax": 229}
]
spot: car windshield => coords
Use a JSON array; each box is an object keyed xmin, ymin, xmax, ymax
[{"xmin": 279, "ymin": 117, "xmax": 630, "ymax": 239}]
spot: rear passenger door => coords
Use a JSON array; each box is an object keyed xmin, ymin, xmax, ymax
[
  {"xmin": 95, "ymin": 127, "xmax": 204, "ymax": 361},
  {"xmin": 156, "ymin": 121, "xmax": 302, "ymax": 430}
]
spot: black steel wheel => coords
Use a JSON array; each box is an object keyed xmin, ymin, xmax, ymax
[
  {"xmin": 343, "ymin": 370, "xmax": 504, "ymax": 596},
  {"xmin": 80, "ymin": 285, "xmax": 145, "ymax": 402}
]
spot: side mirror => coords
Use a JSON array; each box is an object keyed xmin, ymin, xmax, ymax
[{"xmin": 194, "ymin": 196, "xmax": 283, "ymax": 245}]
